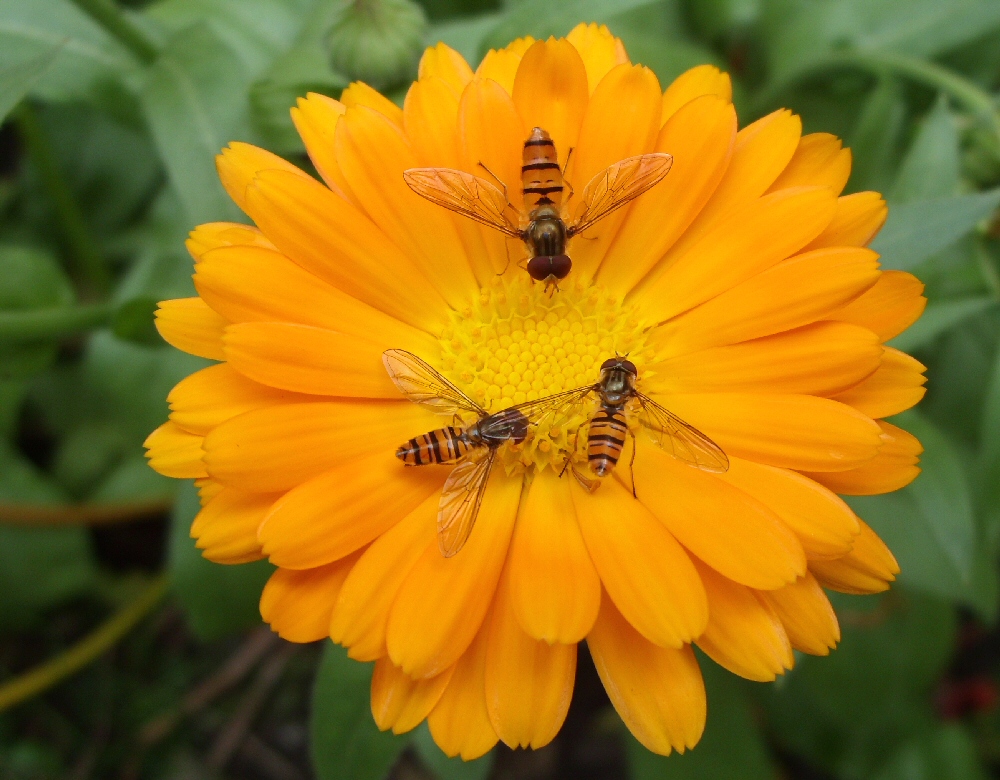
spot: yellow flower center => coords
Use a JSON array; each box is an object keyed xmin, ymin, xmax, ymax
[{"xmin": 437, "ymin": 275, "xmax": 652, "ymax": 473}]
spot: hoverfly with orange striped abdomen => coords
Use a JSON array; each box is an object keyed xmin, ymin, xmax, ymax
[
  {"xmin": 528, "ymin": 357, "xmax": 730, "ymax": 492},
  {"xmin": 403, "ymin": 127, "xmax": 673, "ymax": 293},
  {"xmin": 384, "ymin": 348, "xmax": 573, "ymax": 557}
]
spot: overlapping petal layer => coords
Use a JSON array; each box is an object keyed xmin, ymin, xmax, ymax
[{"xmin": 147, "ymin": 24, "xmax": 925, "ymax": 760}]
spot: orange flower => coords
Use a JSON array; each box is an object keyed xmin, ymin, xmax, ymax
[{"xmin": 146, "ymin": 23, "xmax": 925, "ymax": 759}]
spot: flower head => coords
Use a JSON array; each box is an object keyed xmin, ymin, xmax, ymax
[{"xmin": 146, "ymin": 23, "xmax": 926, "ymax": 759}]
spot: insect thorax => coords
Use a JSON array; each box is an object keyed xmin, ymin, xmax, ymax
[{"xmin": 525, "ymin": 210, "xmax": 566, "ymax": 257}]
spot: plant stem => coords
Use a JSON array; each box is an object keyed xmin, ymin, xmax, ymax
[
  {"xmin": 0, "ymin": 574, "xmax": 169, "ymax": 713},
  {"xmin": 66, "ymin": 0, "xmax": 160, "ymax": 66},
  {"xmin": 0, "ymin": 303, "xmax": 113, "ymax": 342},
  {"xmin": 757, "ymin": 50, "xmax": 1000, "ymax": 146},
  {"xmin": 15, "ymin": 104, "xmax": 112, "ymax": 296}
]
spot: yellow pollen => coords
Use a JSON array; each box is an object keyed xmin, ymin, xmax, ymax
[{"xmin": 438, "ymin": 276, "xmax": 652, "ymax": 474}]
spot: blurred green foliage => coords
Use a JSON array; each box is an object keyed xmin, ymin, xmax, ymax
[{"xmin": 2, "ymin": 0, "xmax": 1000, "ymax": 777}]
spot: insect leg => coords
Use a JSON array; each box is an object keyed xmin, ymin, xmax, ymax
[
  {"xmin": 628, "ymin": 429, "xmax": 638, "ymax": 499},
  {"xmin": 477, "ymin": 161, "xmax": 510, "ymax": 204}
]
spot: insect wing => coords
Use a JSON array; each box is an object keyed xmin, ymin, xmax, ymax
[
  {"xmin": 438, "ymin": 448, "xmax": 495, "ymax": 557},
  {"xmin": 568, "ymin": 153, "xmax": 673, "ymax": 236},
  {"xmin": 508, "ymin": 385, "xmax": 596, "ymax": 426},
  {"xmin": 634, "ymin": 393, "xmax": 730, "ymax": 473},
  {"xmin": 403, "ymin": 168, "xmax": 522, "ymax": 238},
  {"xmin": 382, "ymin": 349, "xmax": 485, "ymax": 416}
]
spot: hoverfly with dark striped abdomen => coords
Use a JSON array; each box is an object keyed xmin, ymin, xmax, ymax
[
  {"xmin": 384, "ymin": 348, "xmax": 564, "ymax": 557},
  {"xmin": 531, "ymin": 357, "xmax": 730, "ymax": 491},
  {"xmin": 403, "ymin": 127, "xmax": 673, "ymax": 293}
]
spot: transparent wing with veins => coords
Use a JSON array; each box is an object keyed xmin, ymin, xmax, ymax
[
  {"xmin": 403, "ymin": 168, "xmax": 523, "ymax": 238},
  {"xmin": 633, "ymin": 392, "xmax": 730, "ymax": 473},
  {"xmin": 382, "ymin": 349, "xmax": 485, "ymax": 417},
  {"xmin": 568, "ymin": 153, "xmax": 673, "ymax": 236},
  {"xmin": 437, "ymin": 447, "xmax": 495, "ymax": 557}
]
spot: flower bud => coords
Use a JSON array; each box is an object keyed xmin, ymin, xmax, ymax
[{"xmin": 325, "ymin": 0, "xmax": 427, "ymax": 91}]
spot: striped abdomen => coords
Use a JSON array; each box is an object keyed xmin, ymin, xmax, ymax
[
  {"xmin": 396, "ymin": 427, "xmax": 475, "ymax": 466},
  {"xmin": 587, "ymin": 407, "xmax": 628, "ymax": 477},
  {"xmin": 522, "ymin": 127, "xmax": 564, "ymax": 211}
]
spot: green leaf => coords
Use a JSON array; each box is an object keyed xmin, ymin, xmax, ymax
[
  {"xmin": 0, "ymin": 43, "xmax": 60, "ymax": 123},
  {"xmin": 112, "ymin": 297, "xmax": 163, "ymax": 347},
  {"xmin": 167, "ymin": 480, "xmax": 274, "ymax": 641},
  {"xmin": 847, "ymin": 77, "xmax": 906, "ymax": 193},
  {"xmin": 612, "ymin": 28, "xmax": 723, "ymax": 88},
  {"xmin": 762, "ymin": 0, "xmax": 1000, "ymax": 82},
  {"xmin": 870, "ymin": 188, "xmax": 1000, "ymax": 271},
  {"xmin": 0, "ymin": 442, "xmax": 97, "ymax": 630},
  {"xmin": 890, "ymin": 296, "xmax": 998, "ymax": 353},
  {"xmin": 873, "ymin": 724, "xmax": 989, "ymax": 780},
  {"xmin": 628, "ymin": 660, "xmax": 777, "ymax": 780},
  {"xmin": 0, "ymin": 0, "xmax": 137, "ymax": 101},
  {"xmin": 412, "ymin": 723, "xmax": 492, "ymax": 779},
  {"xmin": 140, "ymin": 22, "xmax": 254, "ymax": 226},
  {"xmin": 763, "ymin": 590, "xmax": 956, "ymax": 778},
  {"xmin": 311, "ymin": 642, "xmax": 409, "ymax": 780},
  {"xmin": 427, "ymin": 11, "xmax": 503, "ymax": 65},
  {"xmin": 480, "ymin": 0, "xmax": 663, "ymax": 54},
  {"xmin": 890, "ymin": 95, "xmax": 960, "ymax": 204},
  {"xmin": 848, "ymin": 411, "xmax": 977, "ymax": 602}
]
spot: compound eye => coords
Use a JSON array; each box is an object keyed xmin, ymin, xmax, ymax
[
  {"xmin": 621, "ymin": 359, "xmax": 638, "ymax": 375},
  {"xmin": 599, "ymin": 358, "xmax": 618, "ymax": 371}
]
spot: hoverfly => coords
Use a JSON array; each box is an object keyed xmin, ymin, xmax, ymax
[
  {"xmin": 537, "ymin": 357, "xmax": 729, "ymax": 488},
  {"xmin": 403, "ymin": 127, "xmax": 673, "ymax": 292},
  {"xmin": 384, "ymin": 348, "xmax": 553, "ymax": 557}
]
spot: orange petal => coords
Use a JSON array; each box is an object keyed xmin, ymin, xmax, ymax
[
  {"xmin": 190, "ymin": 487, "xmax": 277, "ymax": 563},
  {"xmin": 216, "ymin": 142, "xmax": 312, "ymax": 216},
  {"xmin": 259, "ymin": 452, "xmax": 446, "ymax": 568},
  {"xmin": 512, "ymin": 38, "xmax": 589, "ymax": 161},
  {"xmin": 427, "ymin": 622, "xmax": 499, "ymax": 760},
  {"xmin": 717, "ymin": 458, "xmax": 860, "ymax": 560},
  {"xmin": 334, "ymin": 105, "xmax": 478, "ymax": 306},
  {"xmin": 222, "ymin": 322, "xmax": 398, "ymax": 397},
  {"xmin": 186, "ymin": 222, "xmax": 274, "ymax": 261},
  {"xmin": 634, "ymin": 438, "xmax": 805, "ymax": 589},
  {"xmin": 196, "ymin": 477, "xmax": 224, "ymax": 505},
  {"xmin": 169, "ymin": 363, "xmax": 310, "ymax": 436},
  {"xmin": 457, "ymin": 76, "xmax": 526, "ymax": 268},
  {"xmin": 807, "ymin": 191, "xmax": 888, "ymax": 250},
  {"xmin": 245, "ymin": 169, "xmax": 447, "ymax": 332},
  {"xmin": 259, "ymin": 551, "xmax": 362, "ymax": 643},
  {"xmin": 331, "ymin": 492, "xmax": 439, "ymax": 661},
  {"xmin": 598, "ymin": 95, "xmax": 736, "ymax": 295},
  {"xmin": 830, "ymin": 347, "xmax": 926, "ymax": 418},
  {"xmin": 637, "ymin": 187, "xmax": 838, "ymax": 325},
  {"xmin": 587, "ymin": 596, "xmax": 705, "ymax": 756},
  {"xmin": 475, "ymin": 44, "xmax": 530, "ymax": 95},
  {"xmin": 646, "ymin": 322, "xmax": 882, "ymax": 397},
  {"xmin": 760, "ymin": 572, "xmax": 840, "ymax": 655},
  {"xmin": 831, "ymin": 269, "xmax": 926, "ymax": 342},
  {"xmin": 661, "ymin": 64, "xmax": 732, "ymax": 123},
  {"xmin": 371, "ymin": 657, "xmax": 454, "ymax": 734},
  {"xmin": 650, "ymin": 246, "xmax": 881, "ymax": 356},
  {"xmin": 290, "ymin": 93, "xmax": 355, "ymax": 202},
  {"xmin": 341, "ymin": 81, "xmax": 403, "ymax": 126},
  {"xmin": 203, "ymin": 399, "xmax": 438, "ymax": 493},
  {"xmin": 810, "ymin": 520, "xmax": 900, "ymax": 594},
  {"xmin": 484, "ymin": 569, "xmax": 576, "ymax": 749},
  {"xmin": 155, "ymin": 297, "xmax": 226, "ymax": 361},
  {"xmin": 652, "ymin": 392, "xmax": 883, "ymax": 472},
  {"xmin": 805, "ymin": 420, "xmax": 922, "ymax": 495},
  {"xmin": 572, "ymin": 475, "xmax": 707, "ymax": 647},
  {"xmin": 195, "ymin": 245, "xmax": 436, "ymax": 353},
  {"xmin": 566, "ymin": 22, "xmax": 629, "ymax": 93},
  {"xmin": 768, "ymin": 133, "xmax": 852, "ymax": 195},
  {"xmin": 567, "ymin": 63, "xmax": 663, "ymax": 280},
  {"xmin": 663, "ymin": 109, "xmax": 801, "ymax": 257},
  {"xmin": 387, "ymin": 472, "xmax": 521, "ymax": 679},
  {"xmin": 144, "ymin": 421, "xmax": 207, "ymax": 478},
  {"xmin": 403, "ymin": 77, "xmax": 498, "ymax": 285},
  {"xmin": 418, "ymin": 42, "xmax": 473, "ymax": 95},
  {"xmin": 694, "ymin": 561, "xmax": 794, "ymax": 682},
  {"xmin": 507, "ymin": 470, "xmax": 600, "ymax": 644}
]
